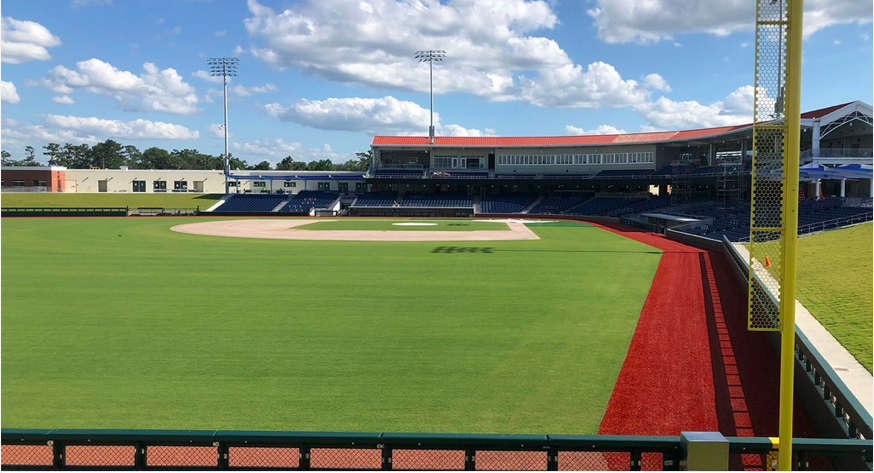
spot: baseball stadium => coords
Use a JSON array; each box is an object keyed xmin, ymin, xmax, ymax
[{"xmin": 1, "ymin": 0, "xmax": 873, "ymax": 471}]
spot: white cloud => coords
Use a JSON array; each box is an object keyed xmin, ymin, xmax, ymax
[
  {"xmin": 215, "ymin": 30, "xmax": 227, "ymax": 37},
  {"xmin": 641, "ymin": 73, "xmax": 671, "ymax": 92},
  {"xmin": 243, "ymin": 0, "xmax": 660, "ymax": 108},
  {"xmin": 208, "ymin": 124, "xmax": 226, "ymax": 138},
  {"xmin": 633, "ymin": 85, "xmax": 753, "ymax": 130},
  {"xmin": 36, "ymin": 58, "xmax": 199, "ymax": 114},
  {"xmin": 439, "ymin": 124, "xmax": 497, "ymax": 137},
  {"xmin": 587, "ymin": 0, "xmax": 872, "ymax": 44},
  {"xmin": 232, "ymin": 139, "xmax": 347, "ymax": 163},
  {"xmin": 833, "ymin": 39, "xmax": 842, "ymax": 45},
  {"xmin": 1, "ymin": 80, "xmax": 21, "ymax": 103},
  {"xmin": 232, "ymin": 45, "xmax": 245, "ymax": 56},
  {"xmin": 564, "ymin": 124, "xmax": 627, "ymax": 135},
  {"xmin": 1, "ymin": 17, "xmax": 61, "ymax": 63},
  {"xmin": 231, "ymin": 83, "xmax": 277, "ymax": 97},
  {"xmin": 42, "ymin": 115, "xmax": 200, "ymax": 140},
  {"xmin": 265, "ymin": 95, "xmax": 494, "ymax": 136},
  {"xmin": 192, "ymin": 70, "xmax": 227, "ymax": 84},
  {"xmin": 52, "ymin": 95, "xmax": 75, "ymax": 105},
  {"xmin": 1, "ymin": 118, "xmax": 98, "ymax": 148},
  {"xmin": 72, "ymin": 0, "xmax": 112, "ymax": 6}
]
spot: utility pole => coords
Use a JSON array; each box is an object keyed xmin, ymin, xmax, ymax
[{"xmin": 208, "ymin": 57, "xmax": 239, "ymax": 194}]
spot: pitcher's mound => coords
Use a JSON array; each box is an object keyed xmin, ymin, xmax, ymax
[{"xmin": 171, "ymin": 219, "xmax": 540, "ymax": 242}]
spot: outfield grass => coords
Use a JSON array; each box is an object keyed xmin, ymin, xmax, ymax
[
  {"xmin": 1, "ymin": 193, "xmax": 222, "ymax": 209},
  {"xmin": 796, "ymin": 223, "xmax": 873, "ymax": 372},
  {"xmin": 1, "ymin": 218, "xmax": 661, "ymax": 433},
  {"xmin": 299, "ymin": 219, "xmax": 511, "ymax": 231}
]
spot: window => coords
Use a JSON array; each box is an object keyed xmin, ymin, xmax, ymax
[
  {"xmin": 253, "ymin": 181, "xmax": 266, "ymax": 188},
  {"xmin": 154, "ymin": 180, "xmax": 167, "ymax": 191},
  {"xmin": 174, "ymin": 180, "xmax": 188, "ymax": 190},
  {"xmin": 33, "ymin": 179, "xmax": 47, "ymax": 187},
  {"xmin": 356, "ymin": 182, "xmax": 367, "ymax": 193},
  {"xmin": 283, "ymin": 181, "xmax": 296, "ymax": 188},
  {"xmin": 12, "ymin": 180, "xmax": 25, "ymax": 187},
  {"xmin": 434, "ymin": 156, "xmax": 452, "ymax": 169},
  {"xmin": 317, "ymin": 182, "xmax": 331, "ymax": 191},
  {"xmin": 132, "ymin": 180, "xmax": 145, "ymax": 192},
  {"xmin": 228, "ymin": 181, "xmax": 238, "ymax": 187}
]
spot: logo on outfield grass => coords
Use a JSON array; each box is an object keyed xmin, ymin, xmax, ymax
[{"xmin": 431, "ymin": 246, "xmax": 494, "ymax": 254}]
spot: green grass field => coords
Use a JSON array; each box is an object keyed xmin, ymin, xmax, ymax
[
  {"xmin": 796, "ymin": 223, "xmax": 873, "ymax": 372},
  {"xmin": 1, "ymin": 217, "xmax": 661, "ymax": 433},
  {"xmin": 1, "ymin": 193, "xmax": 222, "ymax": 209},
  {"xmin": 300, "ymin": 219, "xmax": 511, "ymax": 231}
]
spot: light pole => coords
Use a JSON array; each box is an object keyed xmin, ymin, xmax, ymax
[
  {"xmin": 414, "ymin": 50, "xmax": 446, "ymax": 144},
  {"xmin": 208, "ymin": 57, "xmax": 239, "ymax": 194}
]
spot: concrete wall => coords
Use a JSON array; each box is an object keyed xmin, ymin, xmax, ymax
[{"xmin": 58, "ymin": 169, "xmax": 366, "ymax": 194}]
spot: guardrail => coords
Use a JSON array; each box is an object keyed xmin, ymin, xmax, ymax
[
  {"xmin": 132, "ymin": 207, "xmax": 200, "ymax": 216},
  {"xmin": 801, "ymin": 148, "xmax": 874, "ymax": 159},
  {"xmin": 1, "ymin": 429, "xmax": 870, "ymax": 471},
  {"xmin": 721, "ymin": 237, "xmax": 873, "ymax": 442},
  {"xmin": 798, "ymin": 212, "xmax": 873, "ymax": 235}
]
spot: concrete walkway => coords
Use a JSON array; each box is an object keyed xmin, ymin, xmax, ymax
[{"xmin": 733, "ymin": 243, "xmax": 873, "ymax": 417}]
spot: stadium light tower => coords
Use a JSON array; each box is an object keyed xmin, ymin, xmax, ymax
[
  {"xmin": 414, "ymin": 50, "xmax": 446, "ymax": 144},
  {"xmin": 208, "ymin": 57, "xmax": 239, "ymax": 194}
]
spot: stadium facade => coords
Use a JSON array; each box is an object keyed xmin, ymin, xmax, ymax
[{"xmin": 2, "ymin": 100, "xmax": 870, "ymax": 198}]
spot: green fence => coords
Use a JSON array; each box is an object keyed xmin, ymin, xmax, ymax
[
  {"xmin": 1, "ymin": 207, "xmax": 129, "ymax": 217},
  {"xmin": 2, "ymin": 429, "xmax": 871, "ymax": 470}
]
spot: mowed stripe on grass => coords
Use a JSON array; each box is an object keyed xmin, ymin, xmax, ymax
[
  {"xmin": 1, "ymin": 193, "xmax": 222, "ymax": 209},
  {"xmin": 2, "ymin": 217, "xmax": 659, "ymax": 433}
]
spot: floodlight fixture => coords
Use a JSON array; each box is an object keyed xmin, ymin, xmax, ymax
[
  {"xmin": 414, "ymin": 50, "xmax": 447, "ymax": 144},
  {"xmin": 207, "ymin": 57, "xmax": 239, "ymax": 194}
]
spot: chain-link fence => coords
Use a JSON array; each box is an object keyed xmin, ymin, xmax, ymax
[{"xmin": 2, "ymin": 430, "xmax": 870, "ymax": 471}]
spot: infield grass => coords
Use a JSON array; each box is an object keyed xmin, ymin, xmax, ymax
[
  {"xmin": 2, "ymin": 217, "xmax": 661, "ymax": 433},
  {"xmin": 1, "ymin": 193, "xmax": 222, "ymax": 209},
  {"xmin": 796, "ymin": 223, "xmax": 873, "ymax": 372}
]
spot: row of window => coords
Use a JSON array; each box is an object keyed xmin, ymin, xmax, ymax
[
  {"xmin": 3, "ymin": 180, "xmax": 46, "ymax": 187},
  {"xmin": 497, "ymin": 152, "xmax": 655, "ymax": 166},
  {"xmin": 251, "ymin": 181, "xmax": 297, "ymax": 188},
  {"xmin": 433, "ymin": 155, "xmax": 486, "ymax": 170}
]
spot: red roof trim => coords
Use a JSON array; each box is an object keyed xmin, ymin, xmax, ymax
[
  {"xmin": 800, "ymin": 102, "xmax": 852, "ymax": 119},
  {"xmin": 372, "ymin": 124, "xmax": 750, "ymax": 147}
]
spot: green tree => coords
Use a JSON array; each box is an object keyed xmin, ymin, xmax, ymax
[
  {"xmin": 123, "ymin": 145, "xmax": 142, "ymax": 168},
  {"xmin": 275, "ymin": 156, "xmax": 297, "ymax": 170},
  {"xmin": 248, "ymin": 160, "xmax": 272, "ymax": 170},
  {"xmin": 141, "ymin": 147, "xmax": 172, "ymax": 169},
  {"xmin": 305, "ymin": 159, "xmax": 333, "ymax": 171},
  {"xmin": 43, "ymin": 143, "xmax": 63, "ymax": 165},
  {"xmin": 89, "ymin": 140, "xmax": 126, "ymax": 169},
  {"xmin": 228, "ymin": 155, "xmax": 249, "ymax": 171}
]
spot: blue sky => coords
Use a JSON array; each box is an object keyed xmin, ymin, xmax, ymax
[{"xmin": 1, "ymin": 0, "xmax": 871, "ymax": 165}]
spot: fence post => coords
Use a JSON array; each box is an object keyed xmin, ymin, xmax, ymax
[
  {"xmin": 547, "ymin": 448, "xmax": 558, "ymax": 471},
  {"xmin": 51, "ymin": 440, "xmax": 64, "ymax": 470},
  {"xmin": 299, "ymin": 445, "xmax": 311, "ymax": 470},
  {"xmin": 381, "ymin": 446, "xmax": 392, "ymax": 470},
  {"xmin": 217, "ymin": 442, "xmax": 229, "ymax": 470},
  {"xmin": 630, "ymin": 449, "xmax": 642, "ymax": 471},
  {"xmin": 464, "ymin": 448, "xmax": 475, "ymax": 471},
  {"xmin": 135, "ymin": 441, "xmax": 147, "ymax": 470}
]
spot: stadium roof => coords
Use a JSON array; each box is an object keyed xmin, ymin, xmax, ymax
[{"xmin": 372, "ymin": 101, "xmax": 870, "ymax": 148}]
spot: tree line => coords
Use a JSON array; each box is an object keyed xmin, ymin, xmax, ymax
[{"xmin": 1, "ymin": 139, "xmax": 372, "ymax": 172}]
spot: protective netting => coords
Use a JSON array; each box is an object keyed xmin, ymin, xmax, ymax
[
  {"xmin": 147, "ymin": 445, "xmax": 217, "ymax": 467},
  {"xmin": 310, "ymin": 447, "xmax": 382, "ymax": 469},
  {"xmin": 65, "ymin": 445, "xmax": 135, "ymax": 467},
  {"xmin": 0, "ymin": 444, "xmax": 53, "ymax": 466},
  {"xmin": 749, "ymin": 0, "xmax": 791, "ymax": 331},
  {"xmin": 391, "ymin": 449, "xmax": 465, "ymax": 470},
  {"xmin": 227, "ymin": 446, "xmax": 299, "ymax": 469},
  {"xmin": 474, "ymin": 450, "xmax": 548, "ymax": 470}
]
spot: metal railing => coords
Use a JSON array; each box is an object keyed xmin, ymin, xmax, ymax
[
  {"xmin": 131, "ymin": 207, "xmax": 200, "ymax": 216},
  {"xmin": 2, "ymin": 429, "xmax": 870, "ymax": 471},
  {"xmin": 1, "ymin": 186, "xmax": 50, "ymax": 193},
  {"xmin": 722, "ymin": 237, "xmax": 874, "ymax": 442},
  {"xmin": 801, "ymin": 148, "xmax": 873, "ymax": 159},
  {"xmin": 798, "ymin": 212, "xmax": 873, "ymax": 235}
]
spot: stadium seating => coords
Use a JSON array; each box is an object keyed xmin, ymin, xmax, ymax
[
  {"xmin": 479, "ymin": 194, "xmax": 537, "ymax": 214},
  {"xmin": 281, "ymin": 191, "xmax": 339, "ymax": 214},
  {"xmin": 529, "ymin": 195, "xmax": 591, "ymax": 214},
  {"xmin": 372, "ymin": 169, "xmax": 424, "ymax": 179},
  {"xmin": 400, "ymin": 194, "xmax": 473, "ymax": 208},
  {"xmin": 211, "ymin": 194, "xmax": 287, "ymax": 213},
  {"xmin": 352, "ymin": 193, "xmax": 398, "ymax": 207}
]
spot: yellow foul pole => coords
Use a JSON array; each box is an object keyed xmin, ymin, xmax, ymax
[{"xmin": 778, "ymin": 0, "xmax": 803, "ymax": 469}]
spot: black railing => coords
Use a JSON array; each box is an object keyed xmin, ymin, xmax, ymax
[{"xmin": 2, "ymin": 429, "xmax": 870, "ymax": 471}]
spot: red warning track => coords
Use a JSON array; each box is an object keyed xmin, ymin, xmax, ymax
[{"xmin": 591, "ymin": 222, "xmax": 815, "ymax": 439}]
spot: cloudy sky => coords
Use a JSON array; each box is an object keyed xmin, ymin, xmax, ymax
[{"xmin": 1, "ymin": 0, "xmax": 871, "ymax": 164}]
